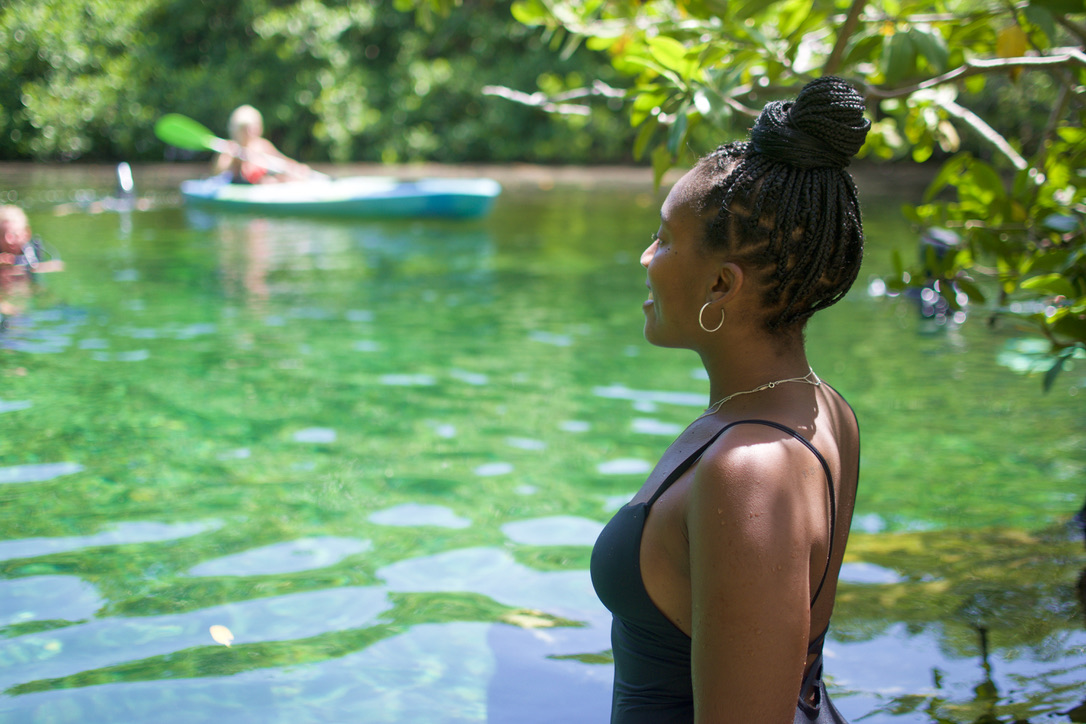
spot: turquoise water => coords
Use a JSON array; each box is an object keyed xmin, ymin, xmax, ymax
[{"xmin": 0, "ymin": 163, "xmax": 1083, "ymax": 723}]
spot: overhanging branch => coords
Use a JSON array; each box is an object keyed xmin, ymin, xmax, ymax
[
  {"xmin": 481, "ymin": 80, "xmax": 625, "ymax": 116},
  {"xmin": 940, "ymin": 100, "xmax": 1028, "ymax": 170},
  {"xmin": 866, "ymin": 50, "xmax": 1086, "ymax": 99},
  {"xmin": 825, "ymin": 0, "xmax": 867, "ymax": 75}
]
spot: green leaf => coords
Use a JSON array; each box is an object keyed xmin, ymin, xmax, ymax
[
  {"xmin": 732, "ymin": 0, "xmax": 789, "ymax": 21},
  {"xmin": 883, "ymin": 31, "xmax": 916, "ymax": 84},
  {"xmin": 1021, "ymin": 273, "xmax": 1077, "ymax": 298},
  {"xmin": 1042, "ymin": 353, "xmax": 1066, "ymax": 392},
  {"xmin": 652, "ymin": 142, "xmax": 673, "ymax": 189},
  {"xmin": 630, "ymin": 88, "xmax": 667, "ymax": 127},
  {"xmin": 955, "ymin": 278, "xmax": 988, "ymax": 304},
  {"xmin": 1023, "ymin": 4, "xmax": 1057, "ymax": 44},
  {"xmin": 965, "ymin": 158, "xmax": 1007, "ymax": 204},
  {"xmin": 939, "ymin": 282, "xmax": 962, "ymax": 311},
  {"xmin": 633, "ymin": 116, "xmax": 658, "ymax": 160},
  {"xmin": 667, "ymin": 110, "xmax": 689, "ymax": 156},
  {"xmin": 1030, "ymin": 0, "xmax": 1083, "ymax": 15},
  {"xmin": 964, "ymin": 75, "xmax": 986, "ymax": 94},
  {"xmin": 923, "ymin": 153, "xmax": 971, "ymax": 203},
  {"xmin": 623, "ymin": 55, "xmax": 680, "ymax": 86},
  {"xmin": 908, "ymin": 27, "xmax": 948, "ymax": 73},
  {"xmin": 843, "ymin": 31, "xmax": 883, "ymax": 68},
  {"xmin": 510, "ymin": 0, "xmax": 548, "ymax": 25},
  {"xmin": 1051, "ymin": 314, "xmax": 1086, "ymax": 345},
  {"xmin": 1056, "ymin": 126, "xmax": 1086, "ymax": 144},
  {"xmin": 911, "ymin": 142, "xmax": 933, "ymax": 163},
  {"xmin": 647, "ymin": 36, "xmax": 689, "ymax": 76}
]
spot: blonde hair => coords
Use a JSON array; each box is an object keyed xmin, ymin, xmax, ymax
[
  {"xmin": 227, "ymin": 105, "xmax": 264, "ymax": 141},
  {"xmin": 0, "ymin": 204, "xmax": 29, "ymax": 235}
]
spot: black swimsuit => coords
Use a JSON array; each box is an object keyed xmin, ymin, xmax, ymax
[{"xmin": 590, "ymin": 420, "xmax": 849, "ymax": 724}]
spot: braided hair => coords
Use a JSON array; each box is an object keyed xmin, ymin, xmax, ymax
[{"xmin": 692, "ymin": 76, "xmax": 871, "ymax": 332}]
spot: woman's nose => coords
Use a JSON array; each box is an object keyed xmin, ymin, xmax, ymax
[{"xmin": 640, "ymin": 241, "xmax": 656, "ymax": 268}]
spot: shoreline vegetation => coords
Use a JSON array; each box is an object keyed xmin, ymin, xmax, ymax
[{"xmin": 0, "ymin": 159, "xmax": 937, "ymax": 199}]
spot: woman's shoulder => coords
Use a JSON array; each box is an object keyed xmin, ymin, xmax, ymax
[
  {"xmin": 695, "ymin": 420, "xmax": 818, "ymax": 499},
  {"xmin": 686, "ymin": 421, "xmax": 818, "ymax": 560}
]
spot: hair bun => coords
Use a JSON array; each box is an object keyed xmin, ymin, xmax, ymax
[{"xmin": 749, "ymin": 76, "xmax": 871, "ymax": 170}]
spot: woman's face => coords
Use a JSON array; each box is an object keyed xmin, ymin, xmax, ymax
[{"xmin": 639, "ymin": 170, "xmax": 719, "ymax": 348}]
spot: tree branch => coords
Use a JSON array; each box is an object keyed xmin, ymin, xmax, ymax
[
  {"xmin": 825, "ymin": 0, "xmax": 867, "ymax": 75},
  {"xmin": 940, "ymin": 100, "xmax": 1028, "ymax": 170},
  {"xmin": 723, "ymin": 96, "xmax": 761, "ymax": 118},
  {"xmin": 481, "ymin": 80, "xmax": 624, "ymax": 116},
  {"xmin": 865, "ymin": 51, "xmax": 1086, "ymax": 99}
]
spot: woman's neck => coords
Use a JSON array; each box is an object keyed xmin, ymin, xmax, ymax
[{"xmin": 700, "ymin": 336, "xmax": 811, "ymax": 408}]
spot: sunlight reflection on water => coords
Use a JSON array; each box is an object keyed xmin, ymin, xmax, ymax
[
  {"xmin": 0, "ymin": 586, "xmax": 393, "ymax": 692},
  {"xmin": 0, "ymin": 520, "xmax": 223, "ymax": 562},
  {"xmin": 0, "ymin": 575, "xmax": 103, "ymax": 627},
  {"xmin": 0, "ymin": 462, "xmax": 84, "ymax": 484},
  {"xmin": 369, "ymin": 504, "xmax": 471, "ymax": 529},
  {"xmin": 186, "ymin": 536, "xmax": 372, "ymax": 577}
]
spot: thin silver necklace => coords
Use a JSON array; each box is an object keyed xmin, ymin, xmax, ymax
[{"xmin": 699, "ymin": 368, "xmax": 821, "ymax": 418}]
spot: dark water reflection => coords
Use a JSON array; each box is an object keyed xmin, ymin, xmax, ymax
[{"xmin": 0, "ymin": 164, "xmax": 1083, "ymax": 723}]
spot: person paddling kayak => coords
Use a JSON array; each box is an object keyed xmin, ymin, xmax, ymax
[{"xmin": 212, "ymin": 105, "xmax": 313, "ymax": 184}]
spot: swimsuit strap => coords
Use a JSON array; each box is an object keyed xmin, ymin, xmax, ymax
[{"xmin": 645, "ymin": 419, "xmax": 838, "ymax": 608}]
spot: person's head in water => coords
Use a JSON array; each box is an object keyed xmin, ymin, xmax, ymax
[
  {"xmin": 687, "ymin": 76, "xmax": 870, "ymax": 335},
  {"xmin": 0, "ymin": 205, "xmax": 31, "ymax": 257}
]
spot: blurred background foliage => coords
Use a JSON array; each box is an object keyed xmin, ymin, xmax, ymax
[
  {"xmin": 0, "ymin": 0, "xmax": 637, "ymax": 164},
  {"xmin": 495, "ymin": 0, "xmax": 1086, "ymax": 382},
  {"xmin": 1, "ymin": 0, "xmax": 1083, "ymax": 376}
]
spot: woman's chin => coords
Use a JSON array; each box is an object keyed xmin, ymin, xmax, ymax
[{"xmin": 642, "ymin": 323, "xmax": 677, "ymax": 349}]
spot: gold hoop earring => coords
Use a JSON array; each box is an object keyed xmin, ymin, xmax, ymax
[{"xmin": 698, "ymin": 302, "xmax": 725, "ymax": 333}]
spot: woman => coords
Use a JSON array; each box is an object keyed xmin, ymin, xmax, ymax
[
  {"xmin": 212, "ymin": 105, "xmax": 312, "ymax": 184},
  {"xmin": 590, "ymin": 76, "xmax": 869, "ymax": 723}
]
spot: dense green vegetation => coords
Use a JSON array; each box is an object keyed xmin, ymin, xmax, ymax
[{"xmin": 0, "ymin": 0, "xmax": 636, "ymax": 164}]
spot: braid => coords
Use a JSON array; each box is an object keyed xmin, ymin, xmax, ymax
[{"xmin": 692, "ymin": 76, "xmax": 871, "ymax": 332}]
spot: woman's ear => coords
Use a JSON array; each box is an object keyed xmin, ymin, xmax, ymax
[{"xmin": 707, "ymin": 261, "xmax": 744, "ymax": 304}]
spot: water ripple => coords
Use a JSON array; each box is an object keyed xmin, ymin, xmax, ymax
[
  {"xmin": 378, "ymin": 547, "xmax": 601, "ymax": 614},
  {"xmin": 449, "ymin": 369, "xmax": 488, "ymax": 386},
  {"xmin": 473, "ymin": 462, "xmax": 513, "ymax": 477},
  {"xmin": 0, "ymin": 462, "xmax": 84, "ymax": 485},
  {"xmin": 369, "ymin": 504, "xmax": 471, "ymax": 529},
  {"xmin": 592, "ymin": 384, "xmax": 704, "ymax": 408},
  {"xmin": 501, "ymin": 516, "xmax": 603, "ymax": 547},
  {"xmin": 504, "ymin": 437, "xmax": 545, "ymax": 451},
  {"xmin": 0, "ymin": 575, "xmax": 104, "ymax": 627},
  {"xmin": 0, "ymin": 586, "xmax": 392, "ymax": 693},
  {"xmin": 292, "ymin": 428, "xmax": 337, "ymax": 444},
  {"xmin": 528, "ymin": 331, "xmax": 573, "ymax": 347},
  {"xmin": 596, "ymin": 459, "xmax": 651, "ymax": 476},
  {"xmin": 630, "ymin": 418, "xmax": 682, "ymax": 436},
  {"xmin": 187, "ymin": 537, "xmax": 371, "ymax": 577},
  {"xmin": 838, "ymin": 562, "xmax": 906, "ymax": 585},
  {"xmin": 379, "ymin": 374, "xmax": 436, "ymax": 386},
  {"xmin": 0, "ymin": 520, "xmax": 223, "ymax": 562},
  {"xmin": 2, "ymin": 622, "xmax": 494, "ymax": 724}
]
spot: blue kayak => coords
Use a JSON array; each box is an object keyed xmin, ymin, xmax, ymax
[{"xmin": 179, "ymin": 175, "xmax": 501, "ymax": 219}]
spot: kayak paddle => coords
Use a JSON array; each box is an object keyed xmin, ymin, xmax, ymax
[{"xmin": 154, "ymin": 113, "xmax": 328, "ymax": 180}]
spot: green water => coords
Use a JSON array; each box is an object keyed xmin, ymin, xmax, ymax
[{"xmin": 0, "ymin": 163, "xmax": 1083, "ymax": 723}]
